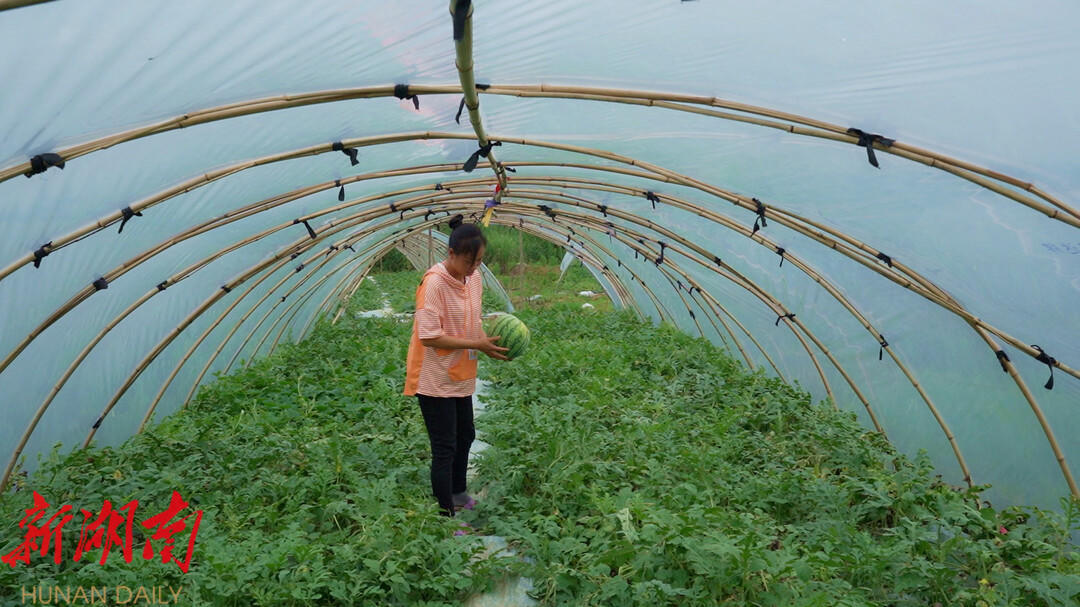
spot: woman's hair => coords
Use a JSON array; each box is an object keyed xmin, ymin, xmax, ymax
[{"xmin": 447, "ymin": 214, "xmax": 486, "ymax": 261}]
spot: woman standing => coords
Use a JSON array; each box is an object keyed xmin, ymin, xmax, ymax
[{"xmin": 403, "ymin": 216, "xmax": 509, "ymax": 525}]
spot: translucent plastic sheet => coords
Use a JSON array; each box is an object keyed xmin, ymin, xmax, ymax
[{"xmin": 1, "ymin": 0, "xmax": 1077, "ymax": 512}]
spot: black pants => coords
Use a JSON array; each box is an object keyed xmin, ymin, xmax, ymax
[{"xmin": 416, "ymin": 394, "xmax": 475, "ymax": 517}]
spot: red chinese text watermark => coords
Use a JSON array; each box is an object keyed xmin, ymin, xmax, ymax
[{"xmin": 2, "ymin": 490, "xmax": 202, "ymax": 573}]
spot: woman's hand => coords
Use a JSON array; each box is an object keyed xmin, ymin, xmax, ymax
[{"xmin": 476, "ymin": 335, "xmax": 510, "ymax": 361}]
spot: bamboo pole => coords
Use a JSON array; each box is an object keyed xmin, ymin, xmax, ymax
[
  {"xmin": 6, "ymin": 135, "xmax": 1070, "ymax": 393},
  {"xmin": 3, "ymin": 84, "xmax": 1075, "ymax": 227},
  {"xmin": 481, "ymin": 85, "xmax": 1080, "ymax": 226},
  {"xmin": 449, "ymin": 0, "xmax": 509, "ymax": 204},
  {"xmin": 320, "ymin": 263, "xmax": 376, "ymax": 333},
  {"xmin": 969, "ymin": 325, "xmax": 1078, "ymax": 498}
]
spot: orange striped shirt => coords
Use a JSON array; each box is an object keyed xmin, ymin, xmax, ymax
[{"xmin": 403, "ymin": 261, "xmax": 484, "ymax": 398}]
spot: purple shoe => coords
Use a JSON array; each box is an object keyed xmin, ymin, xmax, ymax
[
  {"xmin": 453, "ymin": 493, "xmax": 477, "ymax": 511},
  {"xmin": 453, "ymin": 521, "xmax": 472, "ymax": 536}
]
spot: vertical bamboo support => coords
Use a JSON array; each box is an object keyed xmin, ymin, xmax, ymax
[{"xmin": 449, "ymin": 0, "xmax": 509, "ymax": 205}]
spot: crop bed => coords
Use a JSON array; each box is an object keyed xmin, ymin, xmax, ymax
[{"xmin": 0, "ymin": 270, "xmax": 1076, "ymax": 606}]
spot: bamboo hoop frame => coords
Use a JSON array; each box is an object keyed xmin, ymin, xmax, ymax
[
  {"xmin": 0, "ymin": 170, "xmax": 1062, "ymax": 492},
  {"xmin": 0, "ymin": 149, "xmax": 1068, "ymax": 496},
  {"xmin": 0, "ymin": 167, "xmax": 1050, "ymax": 494},
  {"xmin": 156, "ymin": 190, "xmax": 833, "ymax": 429},
  {"xmin": 128, "ymin": 204, "xmax": 651, "ymax": 445},
  {"xmin": 100, "ymin": 192, "xmax": 801, "ymax": 469},
  {"xmin": 351, "ymin": 219, "xmax": 758, "ymax": 375},
  {"xmin": 185, "ymin": 211, "xmax": 643, "ymax": 420},
  {"xmin": 0, "ymin": 2, "xmax": 1070, "ymax": 501},
  {"xmin": 5, "ymin": 131, "xmax": 1071, "ymax": 397},
  {"xmin": 236, "ymin": 202, "xmax": 836, "ymax": 447},
  {"xmin": 0, "ymin": 184, "xmax": 993, "ymax": 496}
]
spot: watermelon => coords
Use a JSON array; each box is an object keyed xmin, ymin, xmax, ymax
[{"xmin": 482, "ymin": 313, "xmax": 530, "ymax": 360}]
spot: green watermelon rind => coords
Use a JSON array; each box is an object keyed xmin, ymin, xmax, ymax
[
  {"xmin": 504, "ymin": 326, "xmax": 525, "ymax": 359},
  {"xmin": 493, "ymin": 314, "xmax": 515, "ymax": 336},
  {"xmin": 484, "ymin": 316, "xmax": 510, "ymax": 346},
  {"xmin": 507, "ymin": 325, "xmax": 530, "ymax": 359},
  {"xmin": 484, "ymin": 313, "xmax": 529, "ymax": 360},
  {"xmin": 497, "ymin": 318, "xmax": 523, "ymax": 358}
]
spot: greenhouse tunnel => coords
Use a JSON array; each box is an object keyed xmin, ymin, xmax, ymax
[{"xmin": 0, "ymin": 0, "xmax": 1078, "ymax": 560}]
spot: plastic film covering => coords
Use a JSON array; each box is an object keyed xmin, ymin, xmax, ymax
[{"xmin": 0, "ymin": 0, "xmax": 1077, "ymax": 512}]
